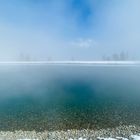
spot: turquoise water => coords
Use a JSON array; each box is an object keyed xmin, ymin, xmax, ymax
[{"xmin": 0, "ymin": 65, "xmax": 140, "ymax": 131}]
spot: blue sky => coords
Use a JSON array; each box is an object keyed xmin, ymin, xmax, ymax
[{"xmin": 0, "ymin": 0, "xmax": 140, "ymax": 60}]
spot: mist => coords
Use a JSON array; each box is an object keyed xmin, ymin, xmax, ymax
[
  {"xmin": 0, "ymin": 64, "xmax": 140, "ymax": 100},
  {"xmin": 0, "ymin": 0, "xmax": 140, "ymax": 60}
]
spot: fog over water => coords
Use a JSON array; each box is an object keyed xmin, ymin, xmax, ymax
[{"xmin": 0, "ymin": 65, "xmax": 140, "ymax": 131}]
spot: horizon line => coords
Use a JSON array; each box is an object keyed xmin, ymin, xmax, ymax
[{"xmin": 0, "ymin": 61, "xmax": 139, "ymax": 65}]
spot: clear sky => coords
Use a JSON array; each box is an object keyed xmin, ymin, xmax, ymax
[{"xmin": 0, "ymin": 0, "xmax": 140, "ymax": 60}]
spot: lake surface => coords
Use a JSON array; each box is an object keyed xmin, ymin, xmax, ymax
[{"xmin": 0, "ymin": 65, "xmax": 140, "ymax": 131}]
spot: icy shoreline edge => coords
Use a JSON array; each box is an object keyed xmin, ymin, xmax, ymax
[
  {"xmin": 0, "ymin": 125, "xmax": 140, "ymax": 140},
  {"xmin": 0, "ymin": 61, "xmax": 139, "ymax": 65}
]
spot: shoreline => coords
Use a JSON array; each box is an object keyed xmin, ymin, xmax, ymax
[
  {"xmin": 0, "ymin": 125, "xmax": 140, "ymax": 140},
  {"xmin": 0, "ymin": 60, "xmax": 139, "ymax": 65}
]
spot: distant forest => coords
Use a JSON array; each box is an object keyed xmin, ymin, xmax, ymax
[
  {"xmin": 102, "ymin": 51, "xmax": 129, "ymax": 61},
  {"xmin": 18, "ymin": 51, "xmax": 131, "ymax": 61}
]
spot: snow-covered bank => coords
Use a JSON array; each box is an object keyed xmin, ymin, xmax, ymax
[
  {"xmin": 0, "ymin": 125, "xmax": 140, "ymax": 140},
  {"xmin": 14, "ymin": 135, "xmax": 140, "ymax": 140},
  {"xmin": 15, "ymin": 135, "xmax": 140, "ymax": 140},
  {"xmin": 97, "ymin": 135, "xmax": 140, "ymax": 140},
  {"xmin": 0, "ymin": 61, "xmax": 139, "ymax": 65}
]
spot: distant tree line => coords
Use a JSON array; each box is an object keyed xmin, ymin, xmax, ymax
[
  {"xmin": 18, "ymin": 53, "xmax": 53, "ymax": 61},
  {"xmin": 102, "ymin": 51, "xmax": 129, "ymax": 61},
  {"xmin": 19, "ymin": 53, "xmax": 32, "ymax": 61}
]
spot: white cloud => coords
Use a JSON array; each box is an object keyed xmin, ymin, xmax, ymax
[{"xmin": 71, "ymin": 38, "xmax": 98, "ymax": 48}]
